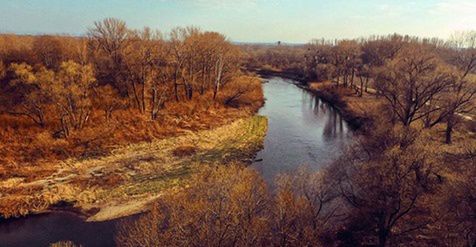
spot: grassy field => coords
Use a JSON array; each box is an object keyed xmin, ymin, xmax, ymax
[{"xmin": 0, "ymin": 116, "xmax": 268, "ymax": 221}]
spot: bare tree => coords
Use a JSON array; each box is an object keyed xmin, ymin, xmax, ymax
[
  {"xmin": 32, "ymin": 35, "xmax": 65, "ymax": 69},
  {"xmin": 333, "ymin": 125, "xmax": 440, "ymax": 247},
  {"xmin": 88, "ymin": 18, "xmax": 131, "ymax": 95},
  {"xmin": 443, "ymin": 31, "xmax": 476, "ymax": 143},
  {"xmin": 375, "ymin": 44, "xmax": 452, "ymax": 127}
]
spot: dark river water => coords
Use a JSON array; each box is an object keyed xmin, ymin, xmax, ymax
[
  {"xmin": 0, "ymin": 213, "xmax": 119, "ymax": 247},
  {"xmin": 251, "ymin": 77, "xmax": 352, "ymax": 182},
  {"xmin": 0, "ymin": 77, "xmax": 352, "ymax": 247}
]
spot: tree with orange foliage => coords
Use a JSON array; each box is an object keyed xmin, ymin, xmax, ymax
[
  {"xmin": 8, "ymin": 63, "xmax": 52, "ymax": 127},
  {"xmin": 32, "ymin": 35, "xmax": 65, "ymax": 69},
  {"xmin": 92, "ymin": 84, "xmax": 125, "ymax": 122},
  {"xmin": 52, "ymin": 61, "xmax": 96, "ymax": 137},
  {"xmin": 123, "ymin": 27, "xmax": 164, "ymax": 114},
  {"xmin": 116, "ymin": 165, "xmax": 270, "ymax": 247}
]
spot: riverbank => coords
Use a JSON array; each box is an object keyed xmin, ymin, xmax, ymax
[
  {"xmin": 256, "ymin": 69, "xmax": 475, "ymax": 135},
  {"xmin": 255, "ymin": 69, "xmax": 370, "ymax": 129},
  {"xmin": 0, "ymin": 116, "xmax": 268, "ymax": 222},
  {"xmin": 305, "ymin": 82, "xmax": 373, "ymax": 129},
  {"xmin": 251, "ymin": 67, "xmax": 307, "ymax": 84}
]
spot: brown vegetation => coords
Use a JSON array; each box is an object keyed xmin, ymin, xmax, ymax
[
  {"xmin": 116, "ymin": 165, "xmax": 339, "ymax": 247},
  {"xmin": 246, "ymin": 32, "xmax": 476, "ymax": 143},
  {"xmin": 0, "ymin": 116, "xmax": 267, "ymax": 220},
  {"xmin": 0, "ymin": 18, "xmax": 264, "ymax": 182},
  {"xmin": 229, "ymin": 31, "xmax": 475, "ymax": 246},
  {"xmin": 117, "ymin": 117, "xmax": 475, "ymax": 246},
  {"xmin": 116, "ymin": 33, "xmax": 476, "ymax": 246}
]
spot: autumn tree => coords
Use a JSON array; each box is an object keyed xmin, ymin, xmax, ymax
[
  {"xmin": 116, "ymin": 165, "xmax": 270, "ymax": 247},
  {"xmin": 304, "ymin": 40, "xmax": 335, "ymax": 81},
  {"xmin": 358, "ymin": 36, "xmax": 404, "ymax": 95},
  {"xmin": 123, "ymin": 27, "xmax": 163, "ymax": 113},
  {"xmin": 169, "ymin": 27, "xmax": 189, "ymax": 101},
  {"xmin": 32, "ymin": 35, "xmax": 65, "ymax": 69},
  {"xmin": 222, "ymin": 76, "xmax": 261, "ymax": 107},
  {"xmin": 92, "ymin": 84, "xmax": 125, "ymax": 121},
  {"xmin": 0, "ymin": 60, "xmax": 5, "ymax": 80},
  {"xmin": 332, "ymin": 124, "xmax": 440, "ymax": 247},
  {"xmin": 168, "ymin": 28, "xmax": 241, "ymax": 101},
  {"xmin": 272, "ymin": 167, "xmax": 340, "ymax": 246},
  {"xmin": 7, "ymin": 63, "xmax": 51, "ymax": 127},
  {"xmin": 88, "ymin": 18, "xmax": 131, "ymax": 94},
  {"xmin": 442, "ymin": 31, "xmax": 476, "ymax": 143},
  {"xmin": 375, "ymin": 44, "xmax": 452, "ymax": 127},
  {"xmin": 49, "ymin": 61, "xmax": 96, "ymax": 136},
  {"xmin": 336, "ymin": 40, "xmax": 362, "ymax": 88},
  {"xmin": 425, "ymin": 140, "xmax": 476, "ymax": 246}
]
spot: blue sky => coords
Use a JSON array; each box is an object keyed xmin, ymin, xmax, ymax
[{"xmin": 0, "ymin": 0, "xmax": 475, "ymax": 43}]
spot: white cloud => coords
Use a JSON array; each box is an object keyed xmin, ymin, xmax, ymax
[
  {"xmin": 430, "ymin": 0, "xmax": 476, "ymax": 33},
  {"xmin": 164, "ymin": 0, "xmax": 275, "ymax": 9},
  {"xmin": 431, "ymin": 0, "xmax": 476, "ymax": 15}
]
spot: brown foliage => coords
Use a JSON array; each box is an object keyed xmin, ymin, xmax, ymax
[
  {"xmin": 116, "ymin": 165, "xmax": 270, "ymax": 247},
  {"xmin": 0, "ymin": 19, "xmax": 263, "ymax": 178}
]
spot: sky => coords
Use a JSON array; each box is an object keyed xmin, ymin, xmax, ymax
[{"xmin": 0, "ymin": 0, "xmax": 475, "ymax": 43}]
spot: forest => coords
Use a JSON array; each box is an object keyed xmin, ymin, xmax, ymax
[
  {"xmin": 0, "ymin": 18, "xmax": 263, "ymax": 177},
  {"xmin": 0, "ymin": 18, "xmax": 475, "ymax": 247},
  {"xmin": 115, "ymin": 33, "xmax": 476, "ymax": 247}
]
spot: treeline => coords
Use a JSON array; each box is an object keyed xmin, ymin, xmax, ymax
[
  {"xmin": 245, "ymin": 33, "xmax": 476, "ymax": 143},
  {"xmin": 0, "ymin": 18, "xmax": 262, "ymax": 168}
]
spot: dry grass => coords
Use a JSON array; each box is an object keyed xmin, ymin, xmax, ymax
[{"xmin": 0, "ymin": 116, "xmax": 268, "ymax": 220}]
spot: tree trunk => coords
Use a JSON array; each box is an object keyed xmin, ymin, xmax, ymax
[
  {"xmin": 151, "ymin": 87, "xmax": 158, "ymax": 120},
  {"xmin": 213, "ymin": 57, "xmax": 224, "ymax": 100},
  {"xmin": 378, "ymin": 225, "xmax": 389, "ymax": 247},
  {"xmin": 378, "ymin": 231, "xmax": 388, "ymax": 247},
  {"xmin": 173, "ymin": 68, "xmax": 180, "ymax": 102},
  {"xmin": 359, "ymin": 76, "xmax": 364, "ymax": 97},
  {"xmin": 445, "ymin": 113, "xmax": 454, "ymax": 144},
  {"xmin": 131, "ymin": 81, "xmax": 143, "ymax": 113},
  {"xmin": 141, "ymin": 81, "xmax": 146, "ymax": 114},
  {"xmin": 350, "ymin": 68, "xmax": 355, "ymax": 89}
]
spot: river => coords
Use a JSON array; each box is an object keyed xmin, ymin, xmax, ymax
[
  {"xmin": 0, "ymin": 76, "xmax": 352, "ymax": 247},
  {"xmin": 251, "ymin": 77, "xmax": 352, "ymax": 182}
]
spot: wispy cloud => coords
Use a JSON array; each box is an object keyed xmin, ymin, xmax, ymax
[
  {"xmin": 431, "ymin": 0, "xmax": 476, "ymax": 15},
  {"xmin": 163, "ymin": 0, "xmax": 279, "ymax": 10},
  {"xmin": 430, "ymin": 0, "xmax": 476, "ymax": 32}
]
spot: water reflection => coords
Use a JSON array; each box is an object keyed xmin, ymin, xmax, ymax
[
  {"xmin": 0, "ymin": 212, "xmax": 120, "ymax": 247},
  {"xmin": 252, "ymin": 77, "xmax": 352, "ymax": 182}
]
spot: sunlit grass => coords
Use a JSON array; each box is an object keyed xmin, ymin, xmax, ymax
[{"xmin": 0, "ymin": 116, "xmax": 267, "ymax": 220}]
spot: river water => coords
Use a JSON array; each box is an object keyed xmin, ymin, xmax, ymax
[
  {"xmin": 252, "ymin": 77, "xmax": 352, "ymax": 182},
  {"xmin": 0, "ymin": 77, "xmax": 352, "ymax": 247}
]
